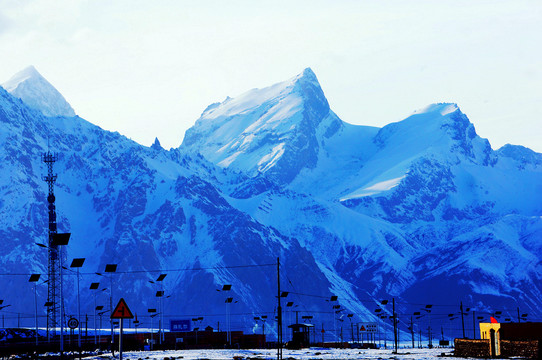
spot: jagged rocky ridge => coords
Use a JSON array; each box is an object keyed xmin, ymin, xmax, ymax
[{"xmin": 0, "ymin": 67, "xmax": 541, "ymax": 338}]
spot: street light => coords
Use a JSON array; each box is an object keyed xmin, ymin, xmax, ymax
[
  {"xmin": 254, "ymin": 315, "xmax": 267, "ymax": 336},
  {"xmin": 97, "ymin": 307, "xmax": 106, "ymax": 346},
  {"xmin": 225, "ymin": 297, "xmax": 234, "ymax": 346},
  {"xmin": 327, "ymin": 295, "xmax": 338, "ymax": 342},
  {"xmin": 422, "ymin": 305, "xmax": 433, "ymax": 348},
  {"xmin": 54, "ymin": 233, "xmax": 70, "ymax": 355},
  {"xmin": 374, "ymin": 307, "xmax": 384, "ymax": 347},
  {"xmin": 155, "ymin": 273, "xmax": 167, "ymax": 344},
  {"xmin": 286, "ymin": 301, "xmax": 294, "ymax": 328},
  {"xmin": 29, "ymin": 274, "xmax": 41, "ymax": 346},
  {"xmin": 192, "ymin": 316, "xmax": 204, "ymax": 345},
  {"xmin": 70, "ymin": 258, "xmax": 85, "ymax": 351},
  {"xmin": 104, "ymin": 264, "xmax": 117, "ymax": 343},
  {"xmin": 89, "ymin": 282, "xmax": 101, "ymax": 345},
  {"xmin": 155, "ymin": 290, "xmax": 164, "ymax": 345},
  {"xmin": 218, "ymin": 284, "xmax": 232, "ymax": 346},
  {"xmin": 261, "ymin": 315, "xmax": 267, "ymax": 336},
  {"xmin": 347, "ymin": 314, "xmax": 354, "ymax": 343},
  {"xmin": 148, "ymin": 308, "xmax": 158, "ymax": 350},
  {"xmin": 134, "ymin": 317, "xmax": 140, "ymax": 335},
  {"xmin": 333, "ymin": 304, "xmax": 341, "ymax": 341}
]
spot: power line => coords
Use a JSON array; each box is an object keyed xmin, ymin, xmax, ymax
[{"xmin": 0, "ymin": 262, "xmax": 277, "ymax": 277}]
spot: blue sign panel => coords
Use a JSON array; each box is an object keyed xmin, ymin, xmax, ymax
[{"xmin": 170, "ymin": 319, "xmax": 191, "ymax": 332}]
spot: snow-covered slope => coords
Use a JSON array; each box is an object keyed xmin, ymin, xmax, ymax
[
  {"xmin": 0, "ymin": 81, "xmax": 333, "ymax": 336},
  {"xmin": 1, "ymin": 67, "xmax": 541, "ymax": 339},
  {"xmin": 183, "ymin": 68, "xmax": 343, "ymax": 192},
  {"xmin": 181, "ymin": 69, "xmax": 542, "ymax": 322},
  {"xmin": 2, "ymin": 66, "xmax": 76, "ymax": 117}
]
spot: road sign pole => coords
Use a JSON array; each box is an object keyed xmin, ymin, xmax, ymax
[
  {"xmin": 119, "ymin": 318, "xmax": 123, "ymax": 360},
  {"xmin": 110, "ymin": 297, "xmax": 133, "ymax": 358}
]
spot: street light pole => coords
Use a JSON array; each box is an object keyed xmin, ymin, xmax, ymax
[
  {"xmin": 459, "ymin": 301, "xmax": 465, "ymax": 339},
  {"xmin": 60, "ymin": 253, "xmax": 64, "ymax": 355},
  {"xmin": 329, "ymin": 295, "xmax": 338, "ymax": 342},
  {"xmin": 422, "ymin": 305, "xmax": 433, "ymax": 348},
  {"xmin": 104, "ymin": 264, "xmax": 117, "ymax": 345},
  {"xmin": 35, "ymin": 283, "xmax": 38, "ymax": 345},
  {"xmin": 97, "ymin": 309, "xmax": 106, "ymax": 346},
  {"xmin": 156, "ymin": 274, "xmax": 167, "ymax": 344},
  {"xmin": 277, "ymin": 258, "xmax": 283, "ymax": 360},
  {"xmin": 192, "ymin": 317, "xmax": 203, "ymax": 345},
  {"xmin": 219, "ymin": 284, "xmax": 232, "ymax": 346},
  {"xmin": 148, "ymin": 308, "xmax": 157, "ymax": 350},
  {"xmin": 225, "ymin": 297, "xmax": 233, "ymax": 345},
  {"xmin": 70, "ymin": 258, "xmax": 85, "ymax": 351},
  {"xmin": 78, "ymin": 268, "xmax": 81, "ymax": 349},
  {"xmin": 155, "ymin": 290, "xmax": 164, "ymax": 345},
  {"xmin": 29, "ymin": 274, "xmax": 41, "ymax": 346},
  {"xmin": 347, "ymin": 314, "xmax": 353, "ymax": 343},
  {"xmin": 89, "ymin": 283, "xmax": 100, "ymax": 345},
  {"xmin": 55, "ymin": 234, "xmax": 70, "ymax": 358},
  {"xmin": 392, "ymin": 298, "xmax": 398, "ymax": 354}
]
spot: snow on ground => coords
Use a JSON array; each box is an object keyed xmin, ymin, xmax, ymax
[{"xmin": 83, "ymin": 347, "xmax": 489, "ymax": 360}]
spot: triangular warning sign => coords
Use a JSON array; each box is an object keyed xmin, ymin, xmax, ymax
[
  {"xmin": 111, "ymin": 298, "xmax": 134, "ymax": 319},
  {"xmin": 360, "ymin": 325, "xmax": 366, "ymax": 331}
]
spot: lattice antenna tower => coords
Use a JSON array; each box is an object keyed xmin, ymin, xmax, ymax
[{"xmin": 42, "ymin": 149, "xmax": 59, "ymax": 340}]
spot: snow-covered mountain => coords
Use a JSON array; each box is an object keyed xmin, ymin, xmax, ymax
[
  {"xmin": 182, "ymin": 68, "xmax": 542, "ymax": 324},
  {"xmin": 2, "ymin": 66, "xmax": 76, "ymax": 118},
  {"xmin": 1, "ymin": 67, "xmax": 541, "ymax": 340}
]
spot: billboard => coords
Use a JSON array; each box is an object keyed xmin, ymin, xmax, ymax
[
  {"xmin": 170, "ymin": 319, "xmax": 191, "ymax": 332},
  {"xmin": 359, "ymin": 322, "xmax": 378, "ymax": 333}
]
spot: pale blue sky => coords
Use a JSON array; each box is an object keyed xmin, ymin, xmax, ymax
[{"xmin": 1, "ymin": 0, "xmax": 540, "ymax": 151}]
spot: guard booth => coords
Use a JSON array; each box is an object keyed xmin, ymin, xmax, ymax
[
  {"xmin": 480, "ymin": 322, "xmax": 501, "ymax": 357},
  {"xmin": 287, "ymin": 323, "xmax": 314, "ymax": 349}
]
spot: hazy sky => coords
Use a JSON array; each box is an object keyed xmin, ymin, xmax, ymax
[{"xmin": 1, "ymin": 0, "xmax": 541, "ymax": 152}]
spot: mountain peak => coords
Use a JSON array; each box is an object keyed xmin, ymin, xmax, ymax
[
  {"xmin": 412, "ymin": 102, "xmax": 459, "ymax": 117},
  {"xmin": 2, "ymin": 66, "xmax": 76, "ymax": 117},
  {"xmin": 2, "ymin": 66, "xmax": 41, "ymax": 92},
  {"xmin": 151, "ymin": 137, "xmax": 163, "ymax": 150},
  {"xmin": 293, "ymin": 67, "xmax": 317, "ymax": 83},
  {"xmin": 182, "ymin": 68, "xmax": 336, "ymax": 185}
]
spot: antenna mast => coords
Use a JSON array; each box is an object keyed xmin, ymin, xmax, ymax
[{"xmin": 42, "ymin": 150, "xmax": 59, "ymax": 340}]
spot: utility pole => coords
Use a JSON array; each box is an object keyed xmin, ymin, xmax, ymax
[
  {"xmin": 460, "ymin": 301, "xmax": 465, "ymax": 338},
  {"xmin": 472, "ymin": 311, "xmax": 476, "ymax": 339},
  {"xmin": 410, "ymin": 316, "xmax": 414, "ymax": 348},
  {"xmin": 277, "ymin": 257, "xmax": 282, "ymax": 360},
  {"xmin": 393, "ymin": 298, "xmax": 398, "ymax": 353},
  {"xmin": 517, "ymin": 307, "xmax": 521, "ymax": 323}
]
